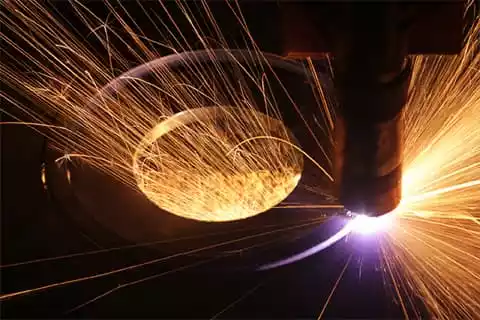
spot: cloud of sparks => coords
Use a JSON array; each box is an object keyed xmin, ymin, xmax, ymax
[
  {"xmin": 1, "ymin": 1, "xmax": 315, "ymax": 223},
  {"xmin": 1, "ymin": 0, "xmax": 479, "ymax": 318},
  {"xmin": 378, "ymin": 19, "xmax": 480, "ymax": 318}
]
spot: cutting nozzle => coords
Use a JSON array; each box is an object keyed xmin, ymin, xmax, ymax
[{"xmin": 334, "ymin": 59, "xmax": 412, "ymax": 216}]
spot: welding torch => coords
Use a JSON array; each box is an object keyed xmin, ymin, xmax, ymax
[{"xmin": 279, "ymin": 2, "xmax": 466, "ymax": 216}]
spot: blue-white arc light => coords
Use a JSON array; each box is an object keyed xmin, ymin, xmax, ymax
[
  {"xmin": 348, "ymin": 212, "xmax": 395, "ymax": 235},
  {"xmin": 258, "ymin": 212, "xmax": 395, "ymax": 270}
]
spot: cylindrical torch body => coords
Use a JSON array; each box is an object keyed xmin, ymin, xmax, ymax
[
  {"xmin": 332, "ymin": 4, "xmax": 412, "ymax": 216},
  {"xmin": 334, "ymin": 60, "xmax": 411, "ymax": 215}
]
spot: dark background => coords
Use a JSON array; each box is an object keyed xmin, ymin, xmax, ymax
[{"xmin": 2, "ymin": 2, "xmax": 417, "ymax": 318}]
